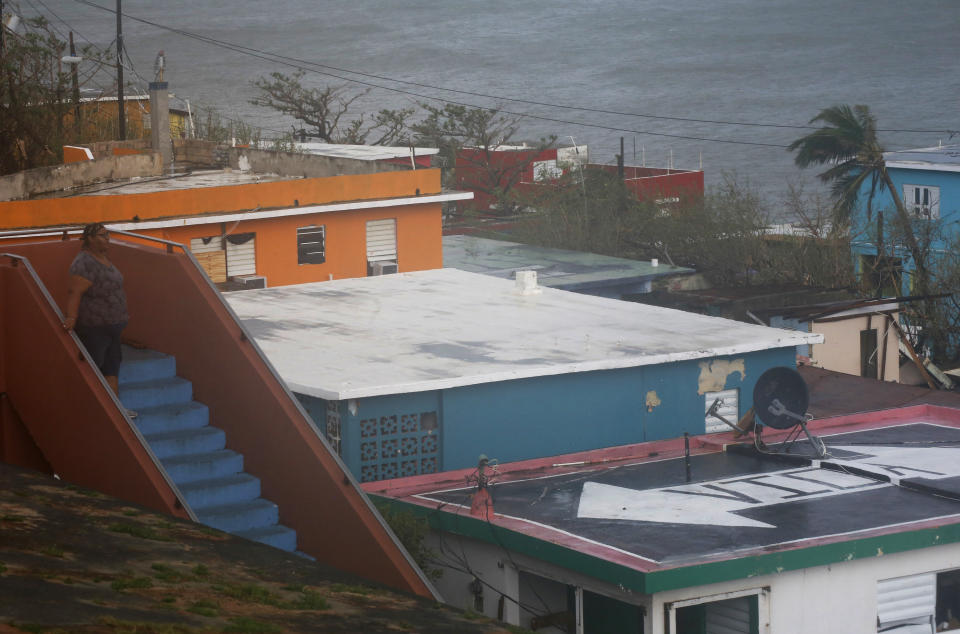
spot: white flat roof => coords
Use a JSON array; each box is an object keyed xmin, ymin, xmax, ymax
[
  {"xmin": 226, "ymin": 268, "xmax": 822, "ymax": 400},
  {"xmin": 295, "ymin": 143, "xmax": 439, "ymax": 161},
  {"xmin": 885, "ymin": 144, "xmax": 960, "ymax": 172}
]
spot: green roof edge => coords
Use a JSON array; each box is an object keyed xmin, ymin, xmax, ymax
[{"xmin": 370, "ymin": 495, "xmax": 960, "ymax": 594}]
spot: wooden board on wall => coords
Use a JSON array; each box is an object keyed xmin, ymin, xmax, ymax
[{"xmin": 194, "ymin": 251, "xmax": 227, "ymax": 283}]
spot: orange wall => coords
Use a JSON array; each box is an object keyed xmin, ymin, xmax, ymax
[
  {"xmin": 63, "ymin": 146, "xmax": 92, "ymax": 163},
  {"xmin": 135, "ymin": 202, "xmax": 442, "ymax": 286},
  {"xmin": 0, "ymin": 239, "xmax": 434, "ymax": 596},
  {"xmin": 0, "ymin": 250, "xmax": 190, "ymax": 519},
  {"xmin": 0, "ymin": 169, "xmax": 441, "ymax": 231}
]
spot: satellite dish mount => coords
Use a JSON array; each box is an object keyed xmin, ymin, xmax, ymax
[{"xmin": 750, "ymin": 367, "xmax": 825, "ymax": 458}]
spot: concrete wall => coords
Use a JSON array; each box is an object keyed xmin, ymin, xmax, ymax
[
  {"xmin": 649, "ymin": 541, "xmax": 960, "ymax": 634},
  {"xmin": 84, "ymin": 139, "xmax": 152, "ymax": 159},
  {"xmin": 230, "ymin": 146, "xmax": 408, "ymax": 178},
  {"xmin": 309, "ymin": 346, "xmax": 796, "ymax": 480},
  {"xmin": 812, "ymin": 313, "xmax": 900, "ymax": 382},
  {"xmin": 0, "ymin": 168, "xmax": 442, "ymax": 229},
  {"xmin": 855, "ymin": 166, "xmax": 960, "ymax": 256},
  {"xmin": 145, "ymin": 198, "xmax": 442, "ymax": 286},
  {"xmin": 0, "ymin": 152, "xmax": 162, "ymax": 203},
  {"xmin": 421, "ymin": 522, "xmax": 960, "ymax": 633}
]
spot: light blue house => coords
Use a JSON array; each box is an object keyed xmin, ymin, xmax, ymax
[
  {"xmin": 852, "ymin": 144, "xmax": 960, "ymax": 293},
  {"xmin": 227, "ymin": 269, "xmax": 819, "ymax": 482}
]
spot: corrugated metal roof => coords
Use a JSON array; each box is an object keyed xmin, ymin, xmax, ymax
[{"xmin": 225, "ymin": 268, "xmax": 820, "ymax": 400}]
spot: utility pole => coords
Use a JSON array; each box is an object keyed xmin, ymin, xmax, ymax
[
  {"xmin": 116, "ymin": 0, "xmax": 125, "ymax": 140},
  {"xmin": 70, "ymin": 32, "xmax": 81, "ymax": 136}
]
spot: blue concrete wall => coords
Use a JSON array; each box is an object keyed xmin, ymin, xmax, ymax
[
  {"xmin": 769, "ymin": 316, "xmax": 811, "ymax": 357},
  {"xmin": 852, "ymin": 166, "xmax": 960, "ymax": 290},
  {"xmin": 297, "ymin": 347, "xmax": 797, "ymax": 479}
]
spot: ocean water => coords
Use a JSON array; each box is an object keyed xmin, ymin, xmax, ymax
[{"xmin": 27, "ymin": 0, "xmax": 960, "ymax": 215}]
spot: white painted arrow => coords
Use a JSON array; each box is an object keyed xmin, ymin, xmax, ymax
[{"xmin": 576, "ymin": 445, "xmax": 960, "ymax": 528}]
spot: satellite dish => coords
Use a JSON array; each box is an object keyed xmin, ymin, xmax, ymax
[
  {"xmin": 753, "ymin": 366, "xmax": 809, "ymax": 430},
  {"xmin": 751, "ymin": 366, "xmax": 825, "ymax": 457}
]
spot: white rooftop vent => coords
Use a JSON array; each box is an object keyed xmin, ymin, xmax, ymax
[{"xmin": 515, "ymin": 270, "xmax": 542, "ymax": 296}]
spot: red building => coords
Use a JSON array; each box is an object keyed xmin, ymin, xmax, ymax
[{"xmin": 454, "ymin": 143, "xmax": 703, "ymax": 212}]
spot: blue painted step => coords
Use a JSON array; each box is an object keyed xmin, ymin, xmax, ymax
[{"xmin": 118, "ymin": 346, "xmax": 298, "ymax": 553}]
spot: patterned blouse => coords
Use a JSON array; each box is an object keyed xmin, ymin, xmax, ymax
[{"xmin": 69, "ymin": 250, "xmax": 129, "ymax": 327}]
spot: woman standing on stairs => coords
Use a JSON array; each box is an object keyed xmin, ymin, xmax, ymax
[{"xmin": 63, "ymin": 222, "xmax": 130, "ymax": 400}]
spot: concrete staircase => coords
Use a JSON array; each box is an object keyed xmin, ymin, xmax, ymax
[{"xmin": 118, "ymin": 346, "xmax": 297, "ymax": 552}]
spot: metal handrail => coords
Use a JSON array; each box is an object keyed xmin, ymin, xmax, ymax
[{"xmin": 0, "ymin": 251, "xmax": 197, "ymax": 521}]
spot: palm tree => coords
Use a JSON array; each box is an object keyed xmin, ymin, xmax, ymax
[{"xmin": 788, "ymin": 104, "xmax": 927, "ymax": 297}]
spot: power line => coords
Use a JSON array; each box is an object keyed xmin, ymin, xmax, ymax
[
  {"xmin": 63, "ymin": 0, "xmax": 956, "ymax": 138},
  {"xmin": 63, "ymin": 0, "xmax": 959, "ymax": 149},
  {"xmin": 65, "ymin": 0, "xmax": 798, "ymax": 149}
]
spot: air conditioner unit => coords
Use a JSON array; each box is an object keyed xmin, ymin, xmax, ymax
[
  {"xmin": 370, "ymin": 261, "xmax": 398, "ymax": 276},
  {"xmin": 233, "ymin": 275, "xmax": 267, "ymax": 289}
]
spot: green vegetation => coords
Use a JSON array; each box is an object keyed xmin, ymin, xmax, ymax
[
  {"xmin": 192, "ymin": 564, "xmax": 210, "ymax": 578},
  {"xmin": 374, "ymin": 500, "xmax": 443, "ymax": 581},
  {"xmin": 39, "ymin": 545, "xmax": 64, "ymax": 558},
  {"xmin": 213, "ymin": 582, "xmax": 330, "ymax": 611},
  {"xmin": 111, "ymin": 576, "xmax": 153, "ymax": 592},
  {"xmin": 186, "ymin": 599, "xmax": 219, "ymax": 617},
  {"xmin": 223, "ymin": 617, "xmax": 282, "ymax": 633},
  {"xmin": 329, "ymin": 582, "xmax": 372, "ymax": 595},
  {"xmin": 108, "ymin": 522, "xmax": 172, "ymax": 542},
  {"xmin": 151, "ymin": 563, "xmax": 191, "ymax": 583}
]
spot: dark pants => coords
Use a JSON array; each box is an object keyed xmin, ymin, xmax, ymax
[{"xmin": 74, "ymin": 322, "xmax": 127, "ymax": 377}]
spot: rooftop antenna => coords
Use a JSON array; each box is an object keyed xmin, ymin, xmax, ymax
[{"xmin": 153, "ymin": 49, "xmax": 165, "ymax": 82}]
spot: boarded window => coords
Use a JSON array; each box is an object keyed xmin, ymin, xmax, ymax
[
  {"xmin": 190, "ymin": 233, "xmax": 256, "ymax": 278},
  {"xmin": 297, "ymin": 225, "xmax": 326, "ymax": 265}
]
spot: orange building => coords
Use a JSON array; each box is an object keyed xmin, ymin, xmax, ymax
[{"xmin": 0, "ymin": 144, "xmax": 471, "ymax": 288}]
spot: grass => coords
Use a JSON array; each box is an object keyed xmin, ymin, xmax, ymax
[
  {"xmin": 151, "ymin": 563, "xmax": 189, "ymax": 583},
  {"xmin": 329, "ymin": 582, "xmax": 371, "ymax": 595},
  {"xmin": 192, "ymin": 564, "xmax": 209, "ymax": 578},
  {"xmin": 222, "ymin": 617, "xmax": 282, "ymax": 633},
  {"xmin": 215, "ymin": 583, "xmax": 282, "ymax": 606},
  {"xmin": 214, "ymin": 583, "xmax": 330, "ymax": 611},
  {"xmin": 39, "ymin": 545, "xmax": 64, "ymax": 558},
  {"xmin": 186, "ymin": 599, "xmax": 219, "ymax": 617},
  {"xmin": 2, "ymin": 514, "xmax": 24, "ymax": 522},
  {"xmin": 108, "ymin": 522, "xmax": 172, "ymax": 542},
  {"xmin": 111, "ymin": 576, "xmax": 153, "ymax": 592},
  {"xmin": 288, "ymin": 590, "xmax": 329, "ymax": 610},
  {"xmin": 96, "ymin": 617, "xmax": 202, "ymax": 633},
  {"xmin": 0, "ymin": 562, "xmax": 7, "ymax": 574}
]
